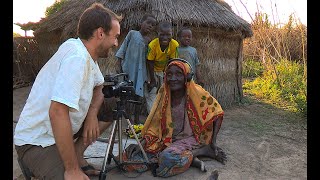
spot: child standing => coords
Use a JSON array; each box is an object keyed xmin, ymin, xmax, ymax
[
  {"xmin": 115, "ymin": 14, "xmax": 157, "ymax": 122},
  {"xmin": 145, "ymin": 21, "xmax": 179, "ymax": 113},
  {"xmin": 177, "ymin": 27, "xmax": 204, "ymax": 86}
]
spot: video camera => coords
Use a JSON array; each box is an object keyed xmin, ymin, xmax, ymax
[{"xmin": 102, "ymin": 73, "xmax": 135, "ymax": 98}]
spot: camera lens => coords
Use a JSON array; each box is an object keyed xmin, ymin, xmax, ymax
[{"xmin": 102, "ymin": 86, "xmax": 115, "ymax": 98}]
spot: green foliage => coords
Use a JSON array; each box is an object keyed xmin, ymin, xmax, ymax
[
  {"xmin": 13, "ymin": 32, "xmax": 22, "ymax": 37},
  {"xmin": 242, "ymin": 59, "xmax": 264, "ymax": 78},
  {"xmin": 252, "ymin": 12, "xmax": 272, "ymax": 29},
  {"xmin": 275, "ymin": 59, "xmax": 307, "ymax": 114},
  {"xmin": 45, "ymin": 0, "xmax": 67, "ymax": 17},
  {"xmin": 15, "ymin": 22, "xmax": 40, "ymax": 31},
  {"xmin": 243, "ymin": 59, "xmax": 306, "ymax": 116}
]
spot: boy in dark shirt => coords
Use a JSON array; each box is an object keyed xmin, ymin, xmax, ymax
[{"xmin": 177, "ymin": 27, "xmax": 204, "ymax": 86}]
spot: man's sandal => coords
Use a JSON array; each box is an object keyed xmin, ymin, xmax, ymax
[{"xmin": 81, "ymin": 164, "xmax": 100, "ymax": 176}]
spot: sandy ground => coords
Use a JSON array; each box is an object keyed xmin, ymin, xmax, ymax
[{"xmin": 13, "ymin": 85, "xmax": 307, "ymax": 180}]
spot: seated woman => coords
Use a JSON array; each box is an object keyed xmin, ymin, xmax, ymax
[{"xmin": 123, "ymin": 59, "xmax": 227, "ymax": 178}]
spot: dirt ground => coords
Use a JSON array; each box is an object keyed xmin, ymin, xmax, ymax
[{"xmin": 13, "ymin": 85, "xmax": 307, "ymax": 180}]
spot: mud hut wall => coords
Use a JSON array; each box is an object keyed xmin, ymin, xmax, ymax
[{"xmin": 191, "ymin": 28, "xmax": 243, "ymax": 108}]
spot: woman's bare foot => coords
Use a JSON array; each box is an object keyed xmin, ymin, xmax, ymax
[
  {"xmin": 192, "ymin": 145, "xmax": 227, "ymax": 164},
  {"xmin": 208, "ymin": 169, "xmax": 219, "ymax": 180}
]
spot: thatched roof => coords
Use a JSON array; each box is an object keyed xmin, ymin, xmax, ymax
[{"xmin": 34, "ymin": 0, "xmax": 253, "ymax": 40}]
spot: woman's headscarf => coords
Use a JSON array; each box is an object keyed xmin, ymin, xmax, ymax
[{"xmin": 142, "ymin": 60, "xmax": 224, "ymax": 153}]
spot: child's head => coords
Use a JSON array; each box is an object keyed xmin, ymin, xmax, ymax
[
  {"xmin": 140, "ymin": 14, "xmax": 157, "ymax": 35},
  {"xmin": 177, "ymin": 27, "xmax": 192, "ymax": 47},
  {"xmin": 158, "ymin": 21, "xmax": 173, "ymax": 47}
]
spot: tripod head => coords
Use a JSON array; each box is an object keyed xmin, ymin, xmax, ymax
[{"xmin": 112, "ymin": 97, "xmax": 142, "ymax": 121}]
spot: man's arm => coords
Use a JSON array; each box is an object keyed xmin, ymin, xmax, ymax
[
  {"xmin": 147, "ymin": 60, "xmax": 156, "ymax": 91},
  {"xmin": 49, "ymin": 101, "xmax": 86, "ymax": 178},
  {"xmin": 82, "ymin": 85, "xmax": 105, "ymax": 145}
]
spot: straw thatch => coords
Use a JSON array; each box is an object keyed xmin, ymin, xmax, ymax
[
  {"xmin": 35, "ymin": 0, "xmax": 252, "ymax": 41},
  {"xmin": 33, "ymin": 0, "xmax": 253, "ymax": 109}
]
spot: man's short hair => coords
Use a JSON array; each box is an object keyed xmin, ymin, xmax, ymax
[{"xmin": 77, "ymin": 3, "xmax": 122, "ymax": 40}]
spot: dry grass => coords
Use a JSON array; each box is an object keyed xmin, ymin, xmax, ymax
[{"xmin": 243, "ymin": 13, "xmax": 307, "ymax": 63}]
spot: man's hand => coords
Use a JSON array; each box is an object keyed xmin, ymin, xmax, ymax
[
  {"xmin": 82, "ymin": 113, "xmax": 100, "ymax": 146},
  {"xmin": 147, "ymin": 81, "xmax": 156, "ymax": 92},
  {"xmin": 146, "ymin": 60, "xmax": 156, "ymax": 92},
  {"xmin": 82, "ymin": 85, "xmax": 104, "ymax": 146},
  {"xmin": 197, "ymin": 78, "xmax": 205, "ymax": 87}
]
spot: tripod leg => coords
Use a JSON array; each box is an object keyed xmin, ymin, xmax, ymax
[
  {"xmin": 125, "ymin": 118, "xmax": 150, "ymax": 163},
  {"xmin": 118, "ymin": 116, "xmax": 123, "ymax": 163},
  {"xmin": 107, "ymin": 122, "xmax": 117, "ymax": 164},
  {"xmin": 100, "ymin": 120, "xmax": 117, "ymax": 180}
]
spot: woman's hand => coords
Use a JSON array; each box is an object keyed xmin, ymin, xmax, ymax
[{"xmin": 210, "ymin": 144, "xmax": 227, "ymax": 165}]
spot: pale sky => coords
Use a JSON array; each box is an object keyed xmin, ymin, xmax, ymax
[
  {"xmin": 13, "ymin": 0, "xmax": 307, "ymax": 36},
  {"xmin": 224, "ymin": 0, "xmax": 307, "ymax": 26},
  {"xmin": 13, "ymin": 0, "xmax": 55, "ymax": 36}
]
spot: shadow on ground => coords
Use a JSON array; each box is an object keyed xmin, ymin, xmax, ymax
[{"xmin": 13, "ymin": 86, "xmax": 307, "ymax": 180}]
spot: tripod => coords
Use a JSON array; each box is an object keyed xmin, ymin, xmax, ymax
[{"xmin": 99, "ymin": 97, "xmax": 151, "ymax": 180}]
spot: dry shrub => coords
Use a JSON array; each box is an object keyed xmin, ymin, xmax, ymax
[
  {"xmin": 243, "ymin": 13, "xmax": 307, "ymax": 63},
  {"xmin": 13, "ymin": 37, "xmax": 43, "ymax": 89}
]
